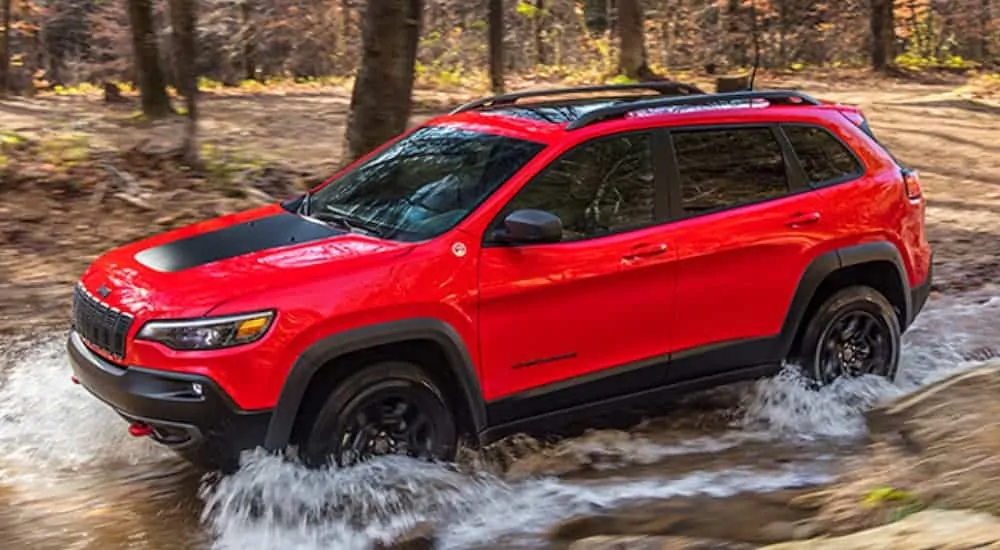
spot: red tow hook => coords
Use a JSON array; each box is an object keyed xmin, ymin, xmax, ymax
[
  {"xmin": 71, "ymin": 376, "xmax": 80, "ymax": 385},
  {"xmin": 128, "ymin": 423, "xmax": 154, "ymax": 437}
]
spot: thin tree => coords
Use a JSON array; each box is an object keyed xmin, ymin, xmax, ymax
[
  {"xmin": 343, "ymin": 0, "xmax": 423, "ymax": 163},
  {"xmin": 127, "ymin": 0, "xmax": 173, "ymax": 118},
  {"xmin": 0, "ymin": 0, "xmax": 10, "ymax": 95},
  {"xmin": 869, "ymin": 0, "xmax": 895, "ymax": 71},
  {"xmin": 979, "ymin": 0, "xmax": 992, "ymax": 63},
  {"xmin": 534, "ymin": 0, "xmax": 546, "ymax": 65},
  {"xmin": 617, "ymin": 0, "xmax": 656, "ymax": 80},
  {"xmin": 168, "ymin": 0, "xmax": 199, "ymax": 166},
  {"xmin": 488, "ymin": 0, "xmax": 503, "ymax": 93}
]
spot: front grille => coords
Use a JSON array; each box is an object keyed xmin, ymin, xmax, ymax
[{"xmin": 72, "ymin": 284, "xmax": 134, "ymax": 359}]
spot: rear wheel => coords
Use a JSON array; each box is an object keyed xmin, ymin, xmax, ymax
[
  {"xmin": 795, "ymin": 285, "xmax": 901, "ymax": 386},
  {"xmin": 301, "ymin": 362, "xmax": 457, "ymax": 468}
]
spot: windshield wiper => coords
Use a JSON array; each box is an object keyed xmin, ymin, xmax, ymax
[{"xmin": 311, "ymin": 207, "xmax": 384, "ymax": 237}]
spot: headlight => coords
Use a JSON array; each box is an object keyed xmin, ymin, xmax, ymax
[{"xmin": 136, "ymin": 311, "xmax": 275, "ymax": 350}]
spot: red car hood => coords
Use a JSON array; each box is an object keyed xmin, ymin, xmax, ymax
[{"xmin": 79, "ymin": 204, "xmax": 414, "ymax": 320}]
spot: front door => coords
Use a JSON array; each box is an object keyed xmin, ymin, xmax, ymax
[{"xmin": 477, "ymin": 130, "xmax": 676, "ymax": 422}]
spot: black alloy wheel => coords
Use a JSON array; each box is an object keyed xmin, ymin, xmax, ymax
[
  {"xmin": 797, "ymin": 285, "xmax": 902, "ymax": 386},
  {"xmin": 302, "ymin": 362, "xmax": 457, "ymax": 468}
]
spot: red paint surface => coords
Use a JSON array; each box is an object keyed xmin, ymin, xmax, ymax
[{"xmin": 75, "ymin": 99, "xmax": 932, "ymax": 410}]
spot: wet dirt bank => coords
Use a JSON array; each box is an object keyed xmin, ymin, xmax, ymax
[{"xmin": 2, "ymin": 290, "xmax": 999, "ymax": 550}]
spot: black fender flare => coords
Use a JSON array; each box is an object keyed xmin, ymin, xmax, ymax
[
  {"xmin": 262, "ymin": 317, "xmax": 487, "ymax": 451},
  {"xmin": 777, "ymin": 241, "xmax": 911, "ymax": 358}
]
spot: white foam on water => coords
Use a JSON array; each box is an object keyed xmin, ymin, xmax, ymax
[
  {"xmin": 0, "ymin": 336, "xmax": 171, "ymax": 478},
  {"xmin": 737, "ymin": 294, "xmax": 1000, "ymax": 439},
  {"xmin": 199, "ymin": 450, "xmax": 833, "ymax": 550},
  {"xmin": 2, "ymin": 293, "xmax": 999, "ymax": 549}
]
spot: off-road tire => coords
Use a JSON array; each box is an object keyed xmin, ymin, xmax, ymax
[
  {"xmin": 300, "ymin": 361, "xmax": 457, "ymax": 468},
  {"xmin": 795, "ymin": 285, "xmax": 902, "ymax": 386}
]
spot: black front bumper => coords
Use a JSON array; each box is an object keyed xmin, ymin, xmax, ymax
[{"xmin": 67, "ymin": 331, "xmax": 271, "ymax": 471}]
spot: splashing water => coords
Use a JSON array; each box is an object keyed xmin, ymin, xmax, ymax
[
  {"xmin": 736, "ymin": 293, "xmax": 1000, "ymax": 439},
  {"xmin": 0, "ymin": 338, "xmax": 171, "ymax": 476},
  {"xmin": 2, "ymin": 292, "xmax": 1000, "ymax": 549},
  {"xmin": 199, "ymin": 450, "xmax": 834, "ymax": 550}
]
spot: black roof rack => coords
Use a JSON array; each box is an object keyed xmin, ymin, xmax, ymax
[
  {"xmin": 449, "ymin": 81, "xmax": 706, "ymax": 115},
  {"xmin": 563, "ymin": 89, "xmax": 822, "ymax": 130}
]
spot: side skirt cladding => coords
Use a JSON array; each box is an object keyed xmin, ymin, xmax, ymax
[{"xmin": 262, "ymin": 318, "xmax": 487, "ymax": 452}]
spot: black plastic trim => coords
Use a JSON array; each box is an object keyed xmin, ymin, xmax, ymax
[
  {"xmin": 134, "ymin": 211, "xmax": 342, "ymax": 272},
  {"xmin": 67, "ymin": 331, "xmax": 270, "ymax": 471},
  {"xmin": 481, "ymin": 363, "xmax": 778, "ymax": 442},
  {"xmin": 485, "ymin": 336, "xmax": 777, "ymax": 428},
  {"xmin": 839, "ymin": 241, "xmax": 913, "ymax": 326},
  {"xmin": 264, "ymin": 318, "xmax": 487, "ymax": 450},
  {"xmin": 909, "ymin": 256, "xmax": 933, "ymax": 326}
]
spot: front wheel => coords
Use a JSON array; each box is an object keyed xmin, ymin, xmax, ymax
[
  {"xmin": 795, "ymin": 285, "xmax": 902, "ymax": 386},
  {"xmin": 300, "ymin": 362, "xmax": 457, "ymax": 468}
]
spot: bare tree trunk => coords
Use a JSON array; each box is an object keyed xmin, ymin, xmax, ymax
[
  {"xmin": 488, "ymin": 0, "xmax": 504, "ymax": 93},
  {"xmin": 241, "ymin": 0, "xmax": 256, "ymax": 80},
  {"xmin": 127, "ymin": 0, "xmax": 173, "ymax": 118},
  {"xmin": 534, "ymin": 0, "xmax": 546, "ymax": 65},
  {"xmin": 777, "ymin": 0, "xmax": 789, "ymax": 67},
  {"xmin": 618, "ymin": 0, "xmax": 656, "ymax": 80},
  {"xmin": 0, "ymin": 0, "xmax": 11, "ymax": 95},
  {"xmin": 870, "ymin": 0, "xmax": 895, "ymax": 71},
  {"xmin": 168, "ymin": 0, "xmax": 200, "ymax": 166},
  {"xmin": 980, "ymin": 0, "xmax": 992, "ymax": 63},
  {"xmin": 344, "ymin": 0, "xmax": 423, "ymax": 163}
]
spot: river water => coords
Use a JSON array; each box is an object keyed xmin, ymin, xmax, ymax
[{"xmin": 1, "ymin": 290, "xmax": 998, "ymax": 550}]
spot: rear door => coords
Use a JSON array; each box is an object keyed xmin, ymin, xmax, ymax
[{"xmin": 658, "ymin": 124, "xmax": 827, "ymax": 380}]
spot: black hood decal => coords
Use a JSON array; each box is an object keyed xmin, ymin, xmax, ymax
[{"xmin": 135, "ymin": 211, "xmax": 344, "ymax": 272}]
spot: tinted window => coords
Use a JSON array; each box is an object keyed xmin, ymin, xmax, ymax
[
  {"xmin": 673, "ymin": 127, "xmax": 789, "ymax": 214},
  {"xmin": 305, "ymin": 126, "xmax": 544, "ymax": 242},
  {"xmin": 498, "ymin": 132, "xmax": 655, "ymax": 241},
  {"xmin": 784, "ymin": 125, "xmax": 862, "ymax": 185}
]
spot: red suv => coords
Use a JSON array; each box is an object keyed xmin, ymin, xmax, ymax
[{"xmin": 68, "ymin": 83, "xmax": 932, "ymax": 471}]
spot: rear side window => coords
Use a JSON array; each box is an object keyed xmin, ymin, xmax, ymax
[
  {"xmin": 671, "ymin": 127, "xmax": 789, "ymax": 215},
  {"xmin": 783, "ymin": 125, "xmax": 862, "ymax": 186}
]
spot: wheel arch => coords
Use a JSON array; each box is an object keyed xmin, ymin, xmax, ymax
[
  {"xmin": 262, "ymin": 318, "xmax": 487, "ymax": 452},
  {"xmin": 779, "ymin": 241, "xmax": 912, "ymax": 359}
]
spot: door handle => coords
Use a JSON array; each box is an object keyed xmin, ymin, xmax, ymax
[
  {"xmin": 786, "ymin": 211, "xmax": 821, "ymax": 228},
  {"xmin": 622, "ymin": 243, "xmax": 668, "ymax": 261}
]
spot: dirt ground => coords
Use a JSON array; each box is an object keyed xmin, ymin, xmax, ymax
[{"xmin": 1, "ymin": 70, "xmax": 999, "ymax": 335}]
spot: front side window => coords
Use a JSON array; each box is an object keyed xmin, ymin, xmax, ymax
[
  {"xmin": 304, "ymin": 125, "xmax": 545, "ymax": 241},
  {"xmin": 672, "ymin": 126, "xmax": 790, "ymax": 215},
  {"xmin": 496, "ymin": 131, "xmax": 655, "ymax": 242}
]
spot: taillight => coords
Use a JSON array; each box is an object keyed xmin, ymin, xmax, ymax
[{"xmin": 902, "ymin": 169, "xmax": 922, "ymax": 200}]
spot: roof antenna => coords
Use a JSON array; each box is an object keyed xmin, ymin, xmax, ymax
[{"xmin": 748, "ymin": 0, "xmax": 761, "ymax": 91}]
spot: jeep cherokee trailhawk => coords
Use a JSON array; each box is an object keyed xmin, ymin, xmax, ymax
[{"xmin": 68, "ymin": 82, "xmax": 932, "ymax": 471}]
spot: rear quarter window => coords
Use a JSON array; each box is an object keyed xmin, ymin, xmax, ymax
[{"xmin": 782, "ymin": 124, "xmax": 863, "ymax": 186}]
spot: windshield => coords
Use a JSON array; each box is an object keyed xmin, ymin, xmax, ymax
[{"xmin": 303, "ymin": 125, "xmax": 546, "ymax": 242}]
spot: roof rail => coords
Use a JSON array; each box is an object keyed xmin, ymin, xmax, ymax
[
  {"xmin": 563, "ymin": 89, "xmax": 822, "ymax": 130},
  {"xmin": 449, "ymin": 81, "xmax": 706, "ymax": 115}
]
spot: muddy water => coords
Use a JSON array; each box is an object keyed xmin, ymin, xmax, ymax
[{"xmin": 1, "ymin": 290, "xmax": 999, "ymax": 550}]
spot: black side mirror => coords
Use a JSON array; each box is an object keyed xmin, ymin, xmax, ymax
[{"xmin": 492, "ymin": 209, "xmax": 563, "ymax": 244}]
